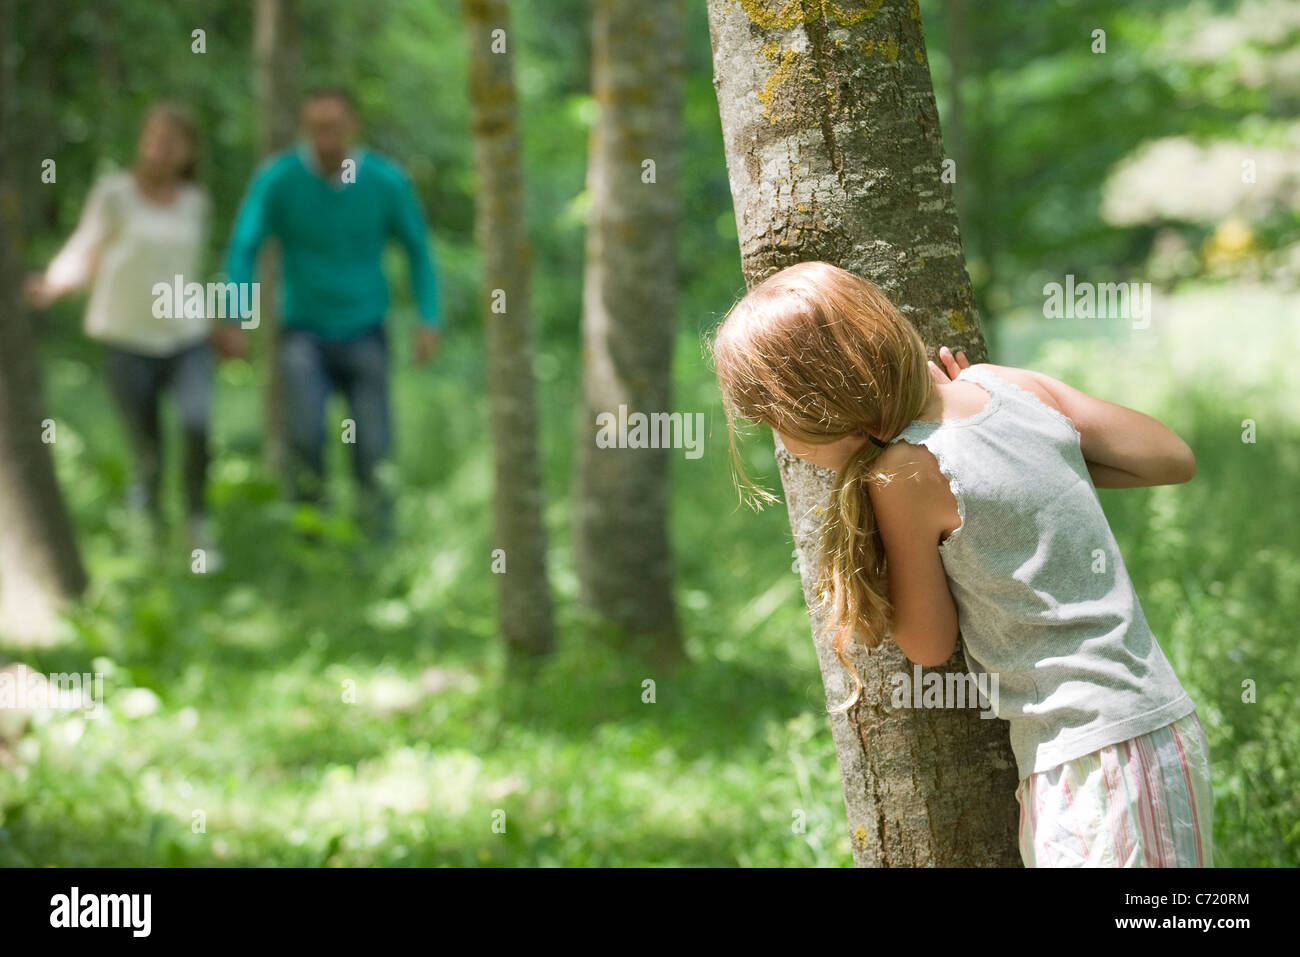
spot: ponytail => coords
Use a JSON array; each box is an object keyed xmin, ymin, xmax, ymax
[
  {"xmin": 709, "ymin": 261, "xmax": 937, "ymax": 715},
  {"xmin": 820, "ymin": 434, "xmax": 900, "ymax": 713}
]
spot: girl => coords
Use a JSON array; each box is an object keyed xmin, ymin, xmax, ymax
[
  {"xmin": 25, "ymin": 102, "xmax": 228, "ymax": 568},
  {"xmin": 710, "ymin": 260, "xmax": 1213, "ymax": 868}
]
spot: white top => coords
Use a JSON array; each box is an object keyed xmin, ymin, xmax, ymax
[
  {"xmin": 891, "ymin": 364, "xmax": 1195, "ymax": 779},
  {"xmin": 44, "ymin": 170, "xmax": 211, "ymax": 355}
]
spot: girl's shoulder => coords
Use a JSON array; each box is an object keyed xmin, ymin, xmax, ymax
[
  {"xmin": 870, "ymin": 437, "xmax": 962, "ymax": 546},
  {"xmin": 873, "ymin": 435, "xmax": 957, "ymax": 507},
  {"xmin": 965, "ymin": 363, "xmax": 1069, "ymax": 419}
]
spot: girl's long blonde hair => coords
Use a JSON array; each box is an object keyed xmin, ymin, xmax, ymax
[{"xmin": 708, "ymin": 261, "xmax": 936, "ymax": 713}]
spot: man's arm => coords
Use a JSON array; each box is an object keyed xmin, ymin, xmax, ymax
[
  {"xmin": 34, "ymin": 175, "xmax": 120, "ymax": 302},
  {"xmin": 222, "ymin": 158, "xmax": 279, "ymax": 321},
  {"xmin": 389, "ymin": 167, "xmax": 442, "ymax": 330}
]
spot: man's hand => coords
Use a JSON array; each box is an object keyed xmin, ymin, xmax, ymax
[
  {"xmin": 413, "ymin": 326, "xmax": 441, "ymax": 365},
  {"xmin": 210, "ymin": 322, "xmax": 248, "ymax": 360},
  {"xmin": 928, "ymin": 345, "xmax": 970, "ymax": 385}
]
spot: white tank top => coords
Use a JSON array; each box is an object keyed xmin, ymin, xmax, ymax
[{"xmin": 890, "ymin": 363, "xmax": 1196, "ymax": 779}]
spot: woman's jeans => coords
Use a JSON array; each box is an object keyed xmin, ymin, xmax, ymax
[
  {"xmin": 103, "ymin": 339, "xmax": 213, "ymax": 520},
  {"xmin": 279, "ymin": 324, "xmax": 393, "ymax": 534}
]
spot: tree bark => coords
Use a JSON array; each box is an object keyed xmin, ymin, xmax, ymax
[
  {"xmin": 573, "ymin": 0, "xmax": 685, "ymax": 662},
  {"xmin": 253, "ymin": 0, "xmax": 299, "ymax": 478},
  {"xmin": 0, "ymin": 0, "xmax": 87, "ymax": 642},
  {"xmin": 707, "ymin": 0, "xmax": 1019, "ymax": 866},
  {"xmin": 462, "ymin": 0, "xmax": 556, "ymax": 659}
]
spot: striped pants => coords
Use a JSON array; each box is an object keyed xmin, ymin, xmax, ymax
[{"xmin": 1015, "ymin": 710, "xmax": 1214, "ymax": 867}]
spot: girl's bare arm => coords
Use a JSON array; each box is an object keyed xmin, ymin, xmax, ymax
[
  {"xmin": 867, "ymin": 444, "xmax": 961, "ymax": 667},
  {"xmin": 932, "ymin": 350, "xmax": 1195, "ymax": 490},
  {"xmin": 984, "ymin": 363, "xmax": 1196, "ymax": 488}
]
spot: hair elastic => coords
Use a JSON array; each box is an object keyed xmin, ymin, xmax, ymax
[{"xmin": 869, "ymin": 435, "xmax": 889, "ymax": 448}]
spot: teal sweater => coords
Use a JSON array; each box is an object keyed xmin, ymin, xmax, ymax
[{"xmin": 225, "ymin": 145, "xmax": 441, "ymax": 336}]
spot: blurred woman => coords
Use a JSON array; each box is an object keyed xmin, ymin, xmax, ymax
[{"xmin": 25, "ymin": 102, "xmax": 229, "ymax": 568}]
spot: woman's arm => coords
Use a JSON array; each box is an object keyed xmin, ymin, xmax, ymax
[
  {"xmin": 985, "ymin": 363, "xmax": 1196, "ymax": 488},
  {"xmin": 35, "ymin": 175, "xmax": 120, "ymax": 302},
  {"xmin": 867, "ymin": 444, "xmax": 961, "ymax": 667}
]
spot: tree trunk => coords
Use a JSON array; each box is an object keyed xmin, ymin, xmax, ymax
[
  {"xmin": 707, "ymin": 0, "xmax": 1019, "ymax": 866},
  {"xmin": 253, "ymin": 0, "xmax": 298, "ymax": 478},
  {"xmin": 13, "ymin": 0, "xmax": 57, "ymax": 234},
  {"xmin": 573, "ymin": 0, "xmax": 685, "ymax": 663},
  {"xmin": 0, "ymin": 0, "xmax": 87, "ymax": 642},
  {"xmin": 461, "ymin": 0, "xmax": 556, "ymax": 659}
]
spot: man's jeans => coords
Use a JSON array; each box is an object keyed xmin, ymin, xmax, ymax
[
  {"xmin": 103, "ymin": 339, "xmax": 213, "ymax": 521},
  {"xmin": 280, "ymin": 324, "xmax": 393, "ymax": 535}
]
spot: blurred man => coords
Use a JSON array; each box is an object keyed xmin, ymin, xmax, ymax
[{"xmin": 220, "ymin": 87, "xmax": 442, "ymax": 537}]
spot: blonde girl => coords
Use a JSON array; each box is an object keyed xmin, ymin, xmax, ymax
[{"xmin": 710, "ymin": 261, "xmax": 1212, "ymax": 867}]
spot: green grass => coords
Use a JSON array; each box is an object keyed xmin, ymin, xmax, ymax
[{"xmin": 1, "ymin": 278, "xmax": 1296, "ymax": 866}]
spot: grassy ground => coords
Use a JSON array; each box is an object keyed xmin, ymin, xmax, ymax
[{"xmin": 0, "ymin": 278, "xmax": 1295, "ymax": 866}]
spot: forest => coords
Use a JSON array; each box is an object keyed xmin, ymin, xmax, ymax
[{"xmin": 0, "ymin": 0, "xmax": 1296, "ymax": 869}]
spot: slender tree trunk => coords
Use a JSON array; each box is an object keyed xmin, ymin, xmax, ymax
[
  {"xmin": 94, "ymin": 0, "xmax": 125, "ymax": 152},
  {"xmin": 707, "ymin": 0, "xmax": 1019, "ymax": 866},
  {"xmin": 13, "ymin": 0, "xmax": 57, "ymax": 233},
  {"xmin": 0, "ymin": 0, "xmax": 87, "ymax": 641},
  {"xmin": 253, "ymin": 0, "xmax": 298, "ymax": 477},
  {"xmin": 462, "ymin": 0, "xmax": 555, "ymax": 658},
  {"xmin": 573, "ymin": 0, "xmax": 685, "ymax": 663}
]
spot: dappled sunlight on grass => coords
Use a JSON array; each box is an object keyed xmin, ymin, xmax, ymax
[{"xmin": 1, "ymin": 278, "xmax": 1295, "ymax": 865}]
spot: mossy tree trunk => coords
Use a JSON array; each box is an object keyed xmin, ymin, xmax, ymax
[
  {"xmin": 462, "ymin": 0, "xmax": 556, "ymax": 659},
  {"xmin": 253, "ymin": 0, "xmax": 298, "ymax": 478},
  {"xmin": 0, "ymin": 0, "xmax": 87, "ymax": 641},
  {"xmin": 573, "ymin": 0, "xmax": 685, "ymax": 663},
  {"xmin": 706, "ymin": 0, "xmax": 1020, "ymax": 866}
]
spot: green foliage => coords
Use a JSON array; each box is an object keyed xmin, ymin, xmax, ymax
[
  {"xmin": 922, "ymin": 0, "xmax": 1300, "ymax": 317},
  {"xmin": 0, "ymin": 322, "xmax": 850, "ymax": 866}
]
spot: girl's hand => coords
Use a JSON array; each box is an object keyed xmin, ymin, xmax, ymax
[
  {"xmin": 927, "ymin": 345, "xmax": 970, "ymax": 384},
  {"xmin": 23, "ymin": 273, "xmax": 55, "ymax": 309}
]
